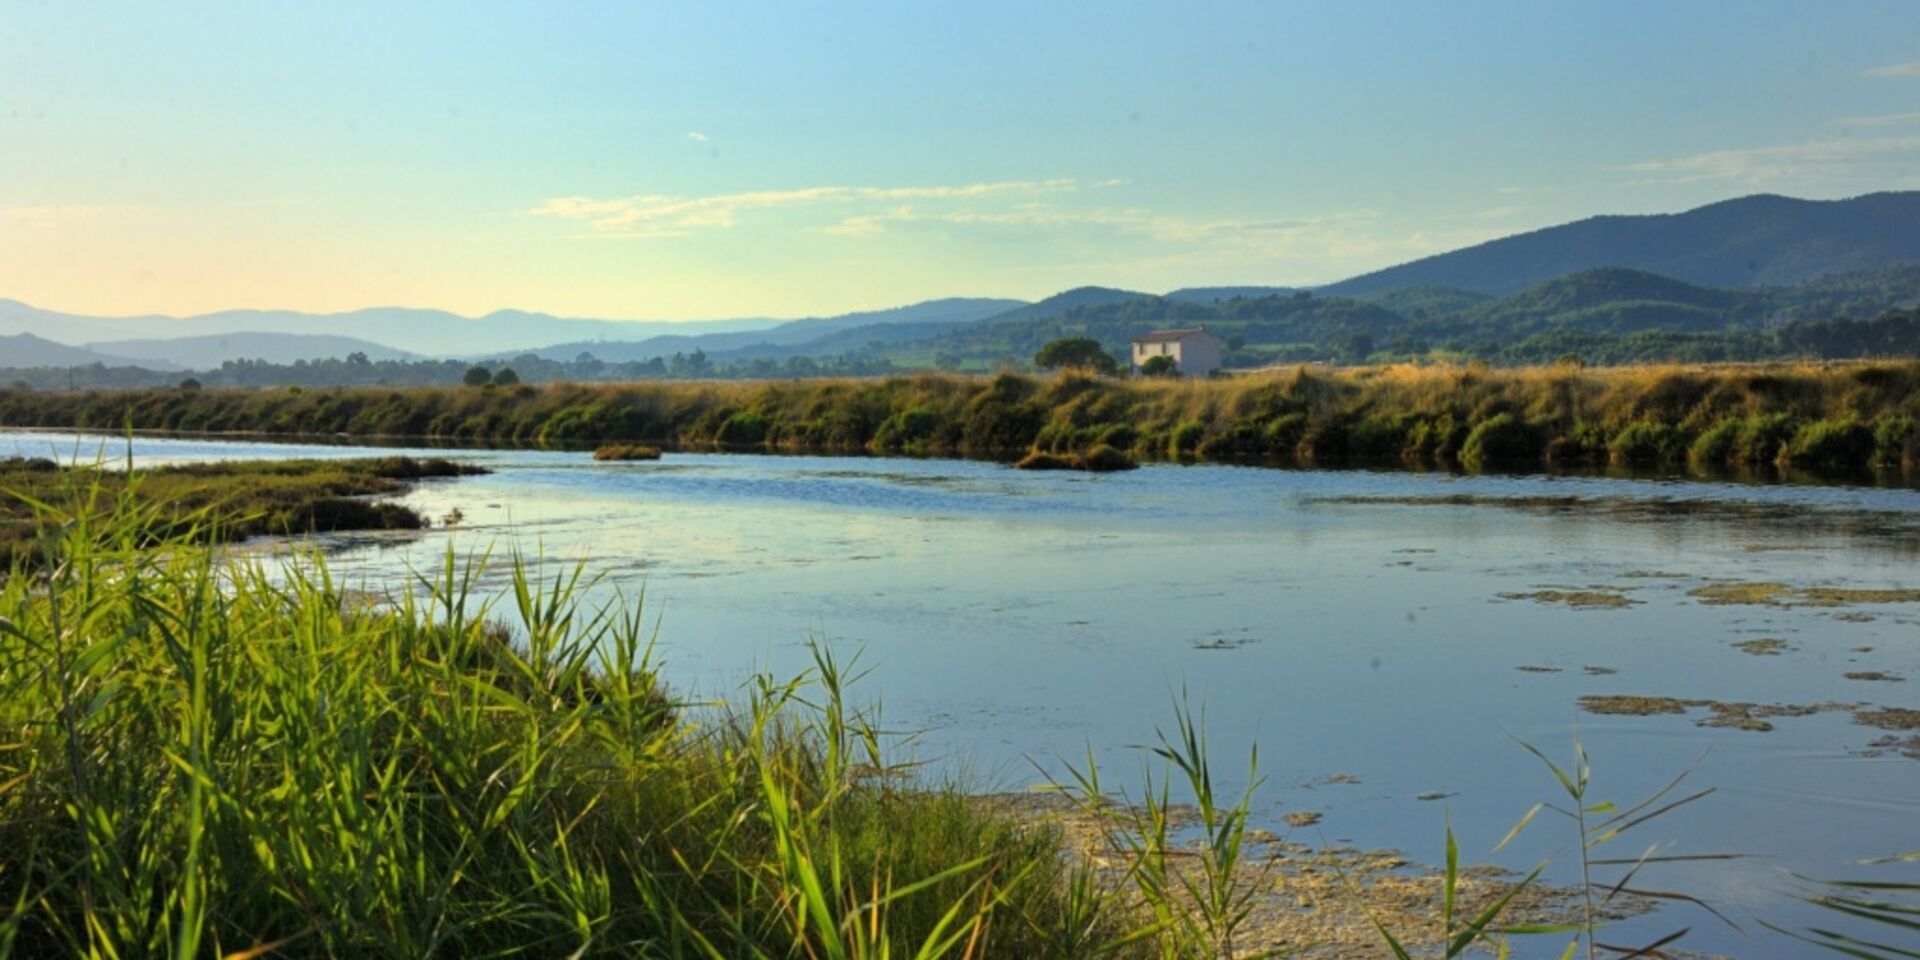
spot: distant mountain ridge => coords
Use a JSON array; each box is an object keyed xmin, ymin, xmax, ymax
[
  {"xmin": 5, "ymin": 191, "xmax": 1920, "ymax": 373},
  {"xmin": 0, "ymin": 333, "xmax": 171, "ymax": 371},
  {"xmin": 1319, "ymin": 192, "xmax": 1920, "ymax": 296},
  {"xmin": 89, "ymin": 332, "xmax": 417, "ymax": 368},
  {"xmin": 523, "ymin": 297, "xmax": 1026, "ymax": 363}
]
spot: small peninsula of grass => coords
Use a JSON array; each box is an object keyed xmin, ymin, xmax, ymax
[
  {"xmin": 0, "ymin": 454, "xmax": 482, "ymax": 566},
  {"xmin": 1013, "ymin": 443, "xmax": 1138, "ymax": 472},
  {"xmin": 592, "ymin": 442, "xmax": 662, "ymax": 461},
  {"xmin": 4, "ymin": 359, "xmax": 1917, "ymax": 475}
]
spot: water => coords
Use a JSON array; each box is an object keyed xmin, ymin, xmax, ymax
[{"xmin": 8, "ymin": 428, "xmax": 1919, "ymax": 956}]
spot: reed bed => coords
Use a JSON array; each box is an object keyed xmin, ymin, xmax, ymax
[{"xmin": 4, "ymin": 361, "xmax": 1917, "ymax": 474}]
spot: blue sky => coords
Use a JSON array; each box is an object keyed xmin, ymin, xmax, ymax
[{"xmin": 5, "ymin": 1, "xmax": 1920, "ymax": 320}]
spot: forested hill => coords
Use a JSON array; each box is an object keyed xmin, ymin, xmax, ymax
[
  {"xmin": 874, "ymin": 263, "xmax": 1920, "ymax": 369},
  {"xmin": 1318, "ymin": 192, "xmax": 1920, "ymax": 296}
]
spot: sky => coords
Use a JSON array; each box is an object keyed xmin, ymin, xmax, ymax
[{"xmin": 5, "ymin": 1, "xmax": 1920, "ymax": 322}]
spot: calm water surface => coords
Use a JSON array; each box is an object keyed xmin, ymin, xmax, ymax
[{"xmin": 8, "ymin": 429, "xmax": 1919, "ymax": 957}]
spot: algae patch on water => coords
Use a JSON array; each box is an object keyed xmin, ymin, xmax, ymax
[
  {"xmin": 1578, "ymin": 695, "xmax": 1855, "ymax": 732},
  {"xmin": 1690, "ymin": 581, "xmax": 1920, "ymax": 608},
  {"xmin": 1579, "ymin": 695, "xmax": 1694, "ymax": 716},
  {"xmin": 1855, "ymin": 707, "xmax": 1920, "ymax": 731},
  {"xmin": 1498, "ymin": 587, "xmax": 1638, "ymax": 609},
  {"xmin": 1732, "ymin": 638, "xmax": 1791, "ymax": 656}
]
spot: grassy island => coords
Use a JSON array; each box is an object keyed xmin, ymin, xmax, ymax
[
  {"xmin": 0, "ymin": 455, "xmax": 483, "ymax": 567},
  {"xmin": 3, "ymin": 360, "xmax": 1917, "ymax": 475}
]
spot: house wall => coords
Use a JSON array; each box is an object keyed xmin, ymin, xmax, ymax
[
  {"xmin": 1176, "ymin": 336, "xmax": 1224, "ymax": 377},
  {"xmin": 1130, "ymin": 341, "xmax": 1175, "ymax": 367}
]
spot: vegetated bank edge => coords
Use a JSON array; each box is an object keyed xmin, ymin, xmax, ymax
[
  {"xmin": 3, "ymin": 359, "xmax": 1917, "ymax": 476},
  {"xmin": 0, "ymin": 454, "xmax": 484, "ymax": 567},
  {"xmin": 0, "ymin": 488, "xmax": 1805, "ymax": 959}
]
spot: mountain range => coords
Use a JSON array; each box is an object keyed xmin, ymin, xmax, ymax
[{"xmin": 4, "ymin": 191, "xmax": 1920, "ymax": 374}]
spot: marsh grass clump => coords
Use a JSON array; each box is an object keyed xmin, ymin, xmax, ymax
[
  {"xmin": 0, "ymin": 482, "xmax": 1108, "ymax": 959},
  {"xmin": 591, "ymin": 442, "xmax": 662, "ymax": 460}
]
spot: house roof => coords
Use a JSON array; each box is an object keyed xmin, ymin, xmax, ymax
[{"xmin": 1130, "ymin": 327, "xmax": 1221, "ymax": 344}]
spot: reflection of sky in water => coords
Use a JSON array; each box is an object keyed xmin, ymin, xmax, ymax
[{"xmin": 6, "ymin": 429, "xmax": 1920, "ymax": 956}]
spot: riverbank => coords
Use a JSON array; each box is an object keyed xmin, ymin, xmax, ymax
[
  {"xmin": 3, "ymin": 361, "xmax": 1916, "ymax": 475},
  {"xmin": 0, "ymin": 454, "xmax": 482, "ymax": 567},
  {"xmin": 0, "ymin": 498, "xmax": 1659, "ymax": 959}
]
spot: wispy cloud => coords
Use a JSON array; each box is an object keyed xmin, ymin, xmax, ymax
[
  {"xmin": 817, "ymin": 204, "xmax": 1378, "ymax": 247},
  {"xmin": 1622, "ymin": 135, "xmax": 1920, "ymax": 184},
  {"xmin": 686, "ymin": 131, "xmax": 709, "ymax": 142},
  {"xmin": 1837, "ymin": 110, "xmax": 1920, "ymax": 127},
  {"xmin": 1865, "ymin": 61, "xmax": 1920, "ymax": 78},
  {"xmin": 531, "ymin": 178, "xmax": 1094, "ymax": 235}
]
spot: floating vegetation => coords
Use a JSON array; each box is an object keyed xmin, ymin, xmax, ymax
[
  {"xmin": 1498, "ymin": 588, "xmax": 1638, "ymax": 609},
  {"xmin": 1578, "ymin": 695, "xmax": 1920, "ymax": 741},
  {"xmin": 1583, "ymin": 665, "xmax": 1619, "ymax": 676},
  {"xmin": 1579, "ymin": 695, "xmax": 1693, "ymax": 716},
  {"xmin": 1283, "ymin": 811, "xmax": 1323, "ymax": 828},
  {"xmin": 1698, "ymin": 701, "xmax": 1844, "ymax": 733},
  {"xmin": 1800, "ymin": 587, "xmax": 1920, "ymax": 606},
  {"xmin": 1844, "ymin": 671, "xmax": 1904, "ymax": 682},
  {"xmin": 1690, "ymin": 582, "xmax": 1794, "ymax": 605},
  {"xmin": 1516, "ymin": 664, "xmax": 1564, "ymax": 673},
  {"xmin": 1690, "ymin": 581, "xmax": 1920, "ymax": 608},
  {"xmin": 1732, "ymin": 638, "xmax": 1791, "ymax": 656},
  {"xmin": 1855, "ymin": 707, "xmax": 1920, "ymax": 731}
]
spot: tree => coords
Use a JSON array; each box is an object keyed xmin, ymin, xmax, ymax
[
  {"xmin": 492, "ymin": 367, "xmax": 520, "ymax": 386},
  {"xmin": 178, "ymin": 377, "xmax": 202, "ymax": 391},
  {"xmin": 1033, "ymin": 337, "xmax": 1119, "ymax": 375},
  {"xmin": 346, "ymin": 351, "xmax": 370, "ymax": 366},
  {"xmin": 1139, "ymin": 355, "xmax": 1178, "ymax": 378},
  {"xmin": 463, "ymin": 365, "xmax": 492, "ymax": 387}
]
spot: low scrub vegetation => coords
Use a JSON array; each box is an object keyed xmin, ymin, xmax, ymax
[{"xmin": 4, "ymin": 360, "xmax": 1918, "ymax": 476}]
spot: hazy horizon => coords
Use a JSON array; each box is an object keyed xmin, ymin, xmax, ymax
[{"xmin": 7, "ymin": 1, "xmax": 1920, "ymax": 322}]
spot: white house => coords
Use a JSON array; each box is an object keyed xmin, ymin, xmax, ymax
[{"xmin": 1129, "ymin": 327, "xmax": 1227, "ymax": 378}]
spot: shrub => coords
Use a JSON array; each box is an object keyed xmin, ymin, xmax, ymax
[
  {"xmin": 1874, "ymin": 415, "xmax": 1918, "ymax": 466},
  {"xmin": 1168, "ymin": 419, "xmax": 1206, "ymax": 456},
  {"xmin": 715, "ymin": 410, "xmax": 771, "ymax": 445},
  {"xmin": 1347, "ymin": 416, "xmax": 1406, "ymax": 459},
  {"xmin": 1782, "ymin": 418, "xmax": 1875, "ymax": 469},
  {"xmin": 1076, "ymin": 443, "xmax": 1138, "ymax": 472},
  {"xmin": 1460, "ymin": 413, "xmax": 1536, "ymax": 465},
  {"xmin": 1608, "ymin": 421, "xmax": 1684, "ymax": 464},
  {"xmin": 1688, "ymin": 418, "xmax": 1741, "ymax": 465},
  {"xmin": 872, "ymin": 407, "xmax": 940, "ymax": 448}
]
